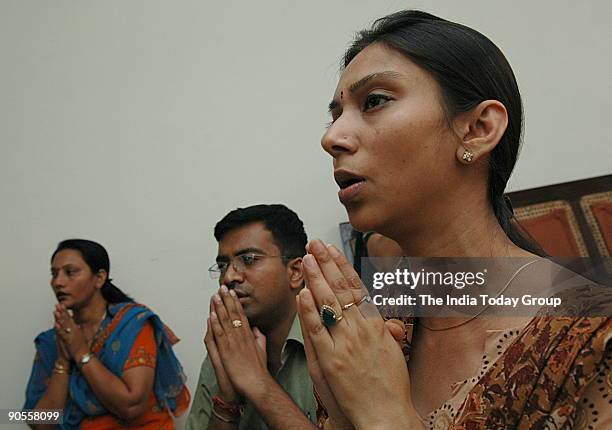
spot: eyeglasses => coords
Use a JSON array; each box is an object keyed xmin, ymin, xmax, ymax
[{"xmin": 208, "ymin": 253, "xmax": 289, "ymax": 279}]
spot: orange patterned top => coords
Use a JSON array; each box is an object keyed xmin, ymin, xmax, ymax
[{"xmin": 81, "ymin": 322, "xmax": 190, "ymax": 430}]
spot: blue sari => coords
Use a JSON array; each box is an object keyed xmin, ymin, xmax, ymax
[{"xmin": 24, "ymin": 303, "xmax": 188, "ymax": 429}]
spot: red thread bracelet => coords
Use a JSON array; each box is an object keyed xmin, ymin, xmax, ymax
[{"xmin": 212, "ymin": 396, "xmax": 244, "ymax": 418}]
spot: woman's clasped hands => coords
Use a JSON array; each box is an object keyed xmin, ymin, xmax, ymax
[
  {"xmin": 53, "ymin": 303, "xmax": 91, "ymax": 363},
  {"xmin": 296, "ymin": 239, "xmax": 422, "ymax": 430}
]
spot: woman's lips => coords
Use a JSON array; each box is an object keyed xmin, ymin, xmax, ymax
[
  {"xmin": 338, "ymin": 180, "xmax": 366, "ymax": 204},
  {"xmin": 56, "ymin": 293, "xmax": 69, "ymax": 302},
  {"xmin": 334, "ymin": 169, "xmax": 366, "ymax": 204}
]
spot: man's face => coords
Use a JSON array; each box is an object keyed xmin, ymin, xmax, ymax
[{"xmin": 215, "ymin": 222, "xmax": 295, "ymax": 328}]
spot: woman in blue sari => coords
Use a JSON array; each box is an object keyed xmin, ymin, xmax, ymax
[{"xmin": 24, "ymin": 239, "xmax": 190, "ymax": 429}]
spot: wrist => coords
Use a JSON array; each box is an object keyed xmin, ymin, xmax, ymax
[
  {"xmin": 75, "ymin": 350, "xmax": 94, "ymax": 371},
  {"xmin": 74, "ymin": 347, "xmax": 90, "ymax": 364},
  {"xmin": 212, "ymin": 395, "xmax": 243, "ymax": 424},
  {"xmin": 56, "ymin": 356, "xmax": 70, "ymax": 367},
  {"xmin": 53, "ymin": 361, "xmax": 71, "ymax": 375},
  {"xmin": 216, "ymin": 390, "xmax": 243, "ymax": 405}
]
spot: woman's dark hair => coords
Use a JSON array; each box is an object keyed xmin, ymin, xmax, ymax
[
  {"xmin": 52, "ymin": 239, "xmax": 133, "ymax": 303},
  {"xmin": 344, "ymin": 10, "xmax": 542, "ymax": 254}
]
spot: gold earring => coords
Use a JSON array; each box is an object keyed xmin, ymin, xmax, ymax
[{"xmin": 462, "ymin": 150, "xmax": 474, "ymax": 163}]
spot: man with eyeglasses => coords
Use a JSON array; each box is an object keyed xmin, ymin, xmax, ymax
[{"xmin": 186, "ymin": 204, "xmax": 317, "ymax": 429}]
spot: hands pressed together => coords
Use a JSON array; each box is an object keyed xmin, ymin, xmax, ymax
[
  {"xmin": 204, "ymin": 285, "xmax": 269, "ymax": 403},
  {"xmin": 296, "ymin": 239, "xmax": 419, "ymax": 430},
  {"xmin": 203, "ymin": 240, "xmax": 420, "ymax": 429},
  {"xmin": 53, "ymin": 303, "xmax": 91, "ymax": 367}
]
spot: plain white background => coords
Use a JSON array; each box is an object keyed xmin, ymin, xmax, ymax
[{"xmin": 1, "ymin": 0, "xmax": 610, "ymax": 426}]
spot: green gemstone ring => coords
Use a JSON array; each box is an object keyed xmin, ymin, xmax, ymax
[{"xmin": 320, "ymin": 304, "xmax": 343, "ymax": 327}]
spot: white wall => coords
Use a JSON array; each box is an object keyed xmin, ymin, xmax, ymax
[{"xmin": 1, "ymin": 0, "xmax": 610, "ymax": 425}]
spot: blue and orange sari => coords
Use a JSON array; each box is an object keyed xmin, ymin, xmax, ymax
[{"xmin": 24, "ymin": 303, "xmax": 190, "ymax": 429}]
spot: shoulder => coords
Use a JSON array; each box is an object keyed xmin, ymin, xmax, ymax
[
  {"xmin": 523, "ymin": 315, "xmax": 610, "ymax": 343},
  {"xmin": 34, "ymin": 328, "xmax": 56, "ymax": 347},
  {"xmin": 106, "ymin": 302, "xmax": 156, "ymax": 333},
  {"xmin": 518, "ymin": 316, "xmax": 611, "ymax": 377},
  {"xmin": 542, "ymin": 283, "xmax": 612, "ymax": 319},
  {"xmin": 107, "ymin": 301, "xmax": 150, "ymax": 319}
]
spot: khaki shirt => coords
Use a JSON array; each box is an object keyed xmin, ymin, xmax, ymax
[{"xmin": 185, "ymin": 316, "xmax": 316, "ymax": 429}]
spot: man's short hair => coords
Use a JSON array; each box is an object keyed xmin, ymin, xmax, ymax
[{"xmin": 214, "ymin": 204, "xmax": 307, "ymax": 260}]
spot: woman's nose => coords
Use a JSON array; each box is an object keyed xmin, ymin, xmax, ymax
[
  {"xmin": 51, "ymin": 273, "xmax": 65, "ymax": 289},
  {"xmin": 321, "ymin": 118, "xmax": 358, "ymax": 158}
]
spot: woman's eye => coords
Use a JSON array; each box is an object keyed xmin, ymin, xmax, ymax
[
  {"xmin": 363, "ymin": 94, "xmax": 392, "ymax": 111},
  {"xmin": 66, "ymin": 268, "xmax": 80, "ymax": 276}
]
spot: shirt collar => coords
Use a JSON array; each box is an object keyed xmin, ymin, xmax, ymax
[
  {"xmin": 280, "ymin": 314, "xmax": 304, "ymax": 364},
  {"xmin": 286, "ymin": 313, "xmax": 304, "ymax": 345}
]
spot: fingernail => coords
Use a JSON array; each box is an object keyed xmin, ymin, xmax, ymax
[
  {"xmin": 310, "ymin": 239, "xmax": 325, "ymax": 254},
  {"xmin": 220, "ymin": 285, "xmax": 228, "ymax": 294},
  {"xmin": 299, "ymin": 288, "xmax": 312, "ymax": 303},
  {"xmin": 327, "ymin": 244, "xmax": 340, "ymax": 257},
  {"xmin": 229, "ymin": 289, "xmax": 236, "ymax": 297},
  {"xmin": 303, "ymin": 254, "xmax": 316, "ymax": 269}
]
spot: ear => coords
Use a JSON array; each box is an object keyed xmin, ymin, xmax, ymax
[
  {"xmin": 286, "ymin": 257, "xmax": 304, "ymax": 291},
  {"xmin": 94, "ymin": 269, "xmax": 107, "ymax": 290},
  {"xmin": 453, "ymin": 100, "xmax": 508, "ymax": 164}
]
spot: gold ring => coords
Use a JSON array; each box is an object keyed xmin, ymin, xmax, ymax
[
  {"xmin": 64, "ymin": 327, "xmax": 72, "ymax": 334},
  {"xmin": 342, "ymin": 295, "xmax": 371, "ymax": 310},
  {"xmin": 232, "ymin": 320, "xmax": 243, "ymax": 328},
  {"xmin": 320, "ymin": 304, "xmax": 343, "ymax": 327}
]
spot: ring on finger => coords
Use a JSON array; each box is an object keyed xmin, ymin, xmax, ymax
[
  {"xmin": 342, "ymin": 295, "xmax": 371, "ymax": 310},
  {"xmin": 320, "ymin": 304, "xmax": 343, "ymax": 327},
  {"xmin": 64, "ymin": 327, "xmax": 72, "ymax": 334},
  {"xmin": 232, "ymin": 319, "xmax": 243, "ymax": 328}
]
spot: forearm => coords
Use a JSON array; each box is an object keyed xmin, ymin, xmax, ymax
[
  {"xmin": 30, "ymin": 369, "xmax": 70, "ymax": 430},
  {"xmin": 33, "ymin": 373, "xmax": 70, "ymax": 411},
  {"xmin": 78, "ymin": 356, "xmax": 147, "ymax": 420},
  {"xmin": 247, "ymin": 375, "xmax": 317, "ymax": 430}
]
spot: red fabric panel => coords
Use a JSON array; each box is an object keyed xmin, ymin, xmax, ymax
[
  {"xmin": 518, "ymin": 208, "xmax": 583, "ymax": 257},
  {"xmin": 591, "ymin": 201, "xmax": 612, "ymax": 253}
]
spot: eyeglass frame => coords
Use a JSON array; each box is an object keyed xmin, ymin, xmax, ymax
[{"xmin": 208, "ymin": 252, "xmax": 293, "ymax": 279}]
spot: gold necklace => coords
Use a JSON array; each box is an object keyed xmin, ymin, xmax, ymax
[{"xmin": 418, "ymin": 258, "xmax": 541, "ymax": 331}]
